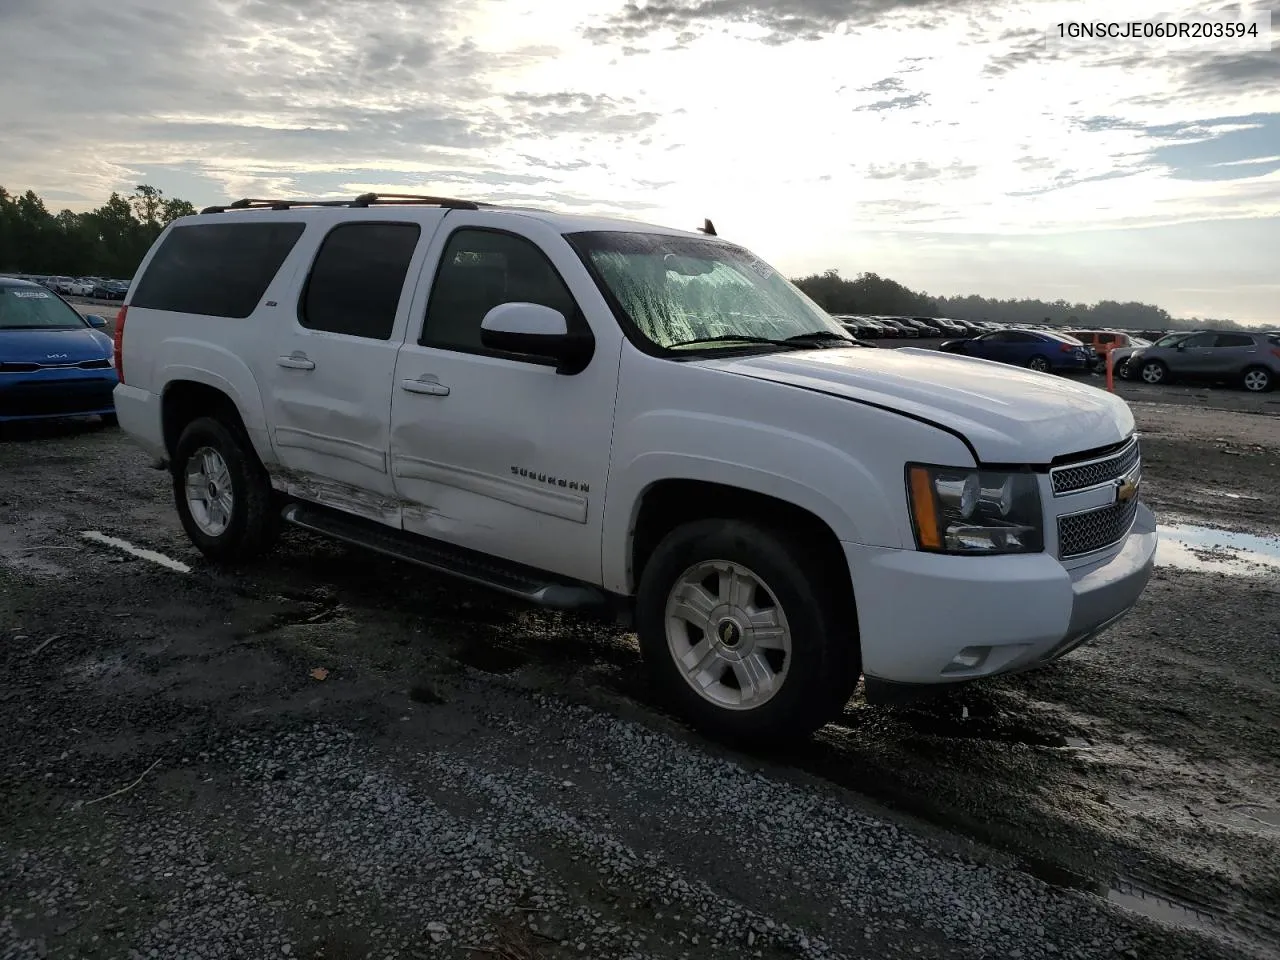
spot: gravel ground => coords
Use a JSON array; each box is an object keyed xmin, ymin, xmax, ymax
[{"xmin": 1, "ymin": 400, "xmax": 1278, "ymax": 960}]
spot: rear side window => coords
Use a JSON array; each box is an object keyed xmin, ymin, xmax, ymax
[
  {"xmin": 299, "ymin": 222, "xmax": 421, "ymax": 340},
  {"xmin": 132, "ymin": 222, "xmax": 305, "ymax": 318},
  {"xmin": 1214, "ymin": 333, "xmax": 1254, "ymax": 347}
]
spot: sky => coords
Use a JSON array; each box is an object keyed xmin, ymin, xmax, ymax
[{"xmin": 1, "ymin": 0, "xmax": 1278, "ymax": 324}]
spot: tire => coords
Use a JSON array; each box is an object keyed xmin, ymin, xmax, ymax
[
  {"xmin": 1027, "ymin": 355, "xmax": 1050, "ymax": 372},
  {"xmin": 172, "ymin": 415, "xmax": 279, "ymax": 562},
  {"xmin": 635, "ymin": 519, "xmax": 859, "ymax": 745},
  {"xmin": 1242, "ymin": 366, "xmax": 1273, "ymax": 393},
  {"xmin": 1139, "ymin": 360, "xmax": 1167, "ymax": 385}
]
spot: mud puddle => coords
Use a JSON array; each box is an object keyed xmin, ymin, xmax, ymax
[
  {"xmin": 1156, "ymin": 523, "xmax": 1280, "ymax": 577},
  {"xmin": 1107, "ymin": 875, "xmax": 1280, "ymax": 954}
]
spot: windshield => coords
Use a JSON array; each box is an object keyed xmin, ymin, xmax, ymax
[
  {"xmin": 0, "ymin": 286, "xmax": 87, "ymax": 330},
  {"xmin": 1152, "ymin": 332, "xmax": 1193, "ymax": 347},
  {"xmin": 567, "ymin": 231, "xmax": 846, "ymax": 351}
]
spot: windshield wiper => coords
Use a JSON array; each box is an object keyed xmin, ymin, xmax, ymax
[
  {"xmin": 668, "ymin": 331, "xmax": 857, "ymax": 351},
  {"xmin": 782, "ymin": 331, "xmax": 859, "ymax": 347},
  {"xmin": 667, "ymin": 334, "xmax": 809, "ymax": 350}
]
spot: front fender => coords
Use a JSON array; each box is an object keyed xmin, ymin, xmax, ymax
[{"xmin": 600, "ymin": 411, "xmax": 912, "ymax": 594}]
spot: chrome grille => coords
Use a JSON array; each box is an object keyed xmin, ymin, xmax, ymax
[
  {"xmin": 1057, "ymin": 495, "xmax": 1140, "ymax": 558},
  {"xmin": 1051, "ymin": 438, "xmax": 1140, "ymax": 495}
]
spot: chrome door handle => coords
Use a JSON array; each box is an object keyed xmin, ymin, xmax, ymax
[
  {"xmin": 400, "ymin": 378, "xmax": 450, "ymax": 396},
  {"xmin": 276, "ymin": 355, "xmax": 315, "ymax": 370}
]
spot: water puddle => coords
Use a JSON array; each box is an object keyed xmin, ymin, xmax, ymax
[
  {"xmin": 1108, "ymin": 877, "xmax": 1224, "ymax": 935},
  {"xmin": 1156, "ymin": 523, "xmax": 1280, "ymax": 577}
]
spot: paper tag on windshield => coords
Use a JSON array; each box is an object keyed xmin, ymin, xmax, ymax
[
  {"xmin": 12, "ymin": 290, "xmax": 50, "ymax": 298},
  {"xmin": 743, "ymin": 254, "xmax": 773, "ymax": 279}
]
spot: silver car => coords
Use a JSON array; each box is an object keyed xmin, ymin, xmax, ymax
[{"xmin": 1126, "ymin": 330, "xmax": 1280, "ymax": 392}]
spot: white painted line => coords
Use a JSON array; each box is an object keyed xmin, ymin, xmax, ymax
[{"xmin": 80, "ymin": 531, "xmax": 191, "ymax": 573}]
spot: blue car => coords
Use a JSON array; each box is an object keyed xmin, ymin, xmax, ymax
[
  {"xmin": 937, "ymin": 328, "xmax": 1092, "ymax": 374},
  {"xmin": 0, "ymin": 278, "xmax": 118, "ymax": 424}
]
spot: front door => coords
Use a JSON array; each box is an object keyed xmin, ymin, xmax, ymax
[
  {"xmin": 388, "ymin": 215, "xmax": 623, "ymax": 585},
  {"xmin": 1169, "ymin": 332, "xmax": 1218, "ymax": 376},
  {"xmin": 263, "ymin": 217, "xmax": 438, "ymax": 524}
]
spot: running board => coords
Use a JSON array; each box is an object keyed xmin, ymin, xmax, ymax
[{"xmin": 281, "ymin": 502, "xmax": 609, "ymax": 612}]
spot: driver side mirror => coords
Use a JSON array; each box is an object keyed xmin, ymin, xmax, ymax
[
  {"xmin": 86, "ymin": 314, "xmax": 108, "ymax": 328},
  {"xmin": 1175, "ymin": 343, "xmax": 1186, "ymax": 351},
  {"xmin": 479, "ymin": 302, "xmax": 594, "ymax": 375}
]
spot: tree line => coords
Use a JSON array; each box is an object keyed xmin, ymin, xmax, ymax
[
  {"xmin": 0, "ymin": 185, "xmax": 196, "ymax": 280},
  {"xmin": 792, "ymin": 268, "xmax": 1250, "ymax": 332},
  {"xmin": 0, "ymin": 186, "xmax": 1251, "ymax": 330}
]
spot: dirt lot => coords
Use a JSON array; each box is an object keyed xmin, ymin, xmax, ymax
[{"xmin": 1, "ymin": 399, "xmax": 1278, "ymax": 960}]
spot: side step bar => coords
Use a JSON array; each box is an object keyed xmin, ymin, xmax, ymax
[{"xmin": 280, "ymin": 502, "xmax": 610, "ymax": 612}]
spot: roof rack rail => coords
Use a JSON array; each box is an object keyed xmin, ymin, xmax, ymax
[
  {"xmin": 349, "ymin": 192, "xmax": 485, "ymax": 210},
  {"xmin": 199, "ymin": 198, "xmax": 353, "ymax": 214},
  {"xmin": 199, "ymin": 192, "xmax": 491, "ymax": 215}
]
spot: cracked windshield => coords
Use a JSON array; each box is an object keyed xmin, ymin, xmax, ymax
[{"xmin": 573, "ymin": 232, "xmax": 849, "ymax": 349}]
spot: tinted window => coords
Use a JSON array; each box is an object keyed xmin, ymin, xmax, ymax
[
  {"xmin": 1097, "ymin": 333, "xmax": 1116, "ymax": 344},
  {"xmin": 132, "ymin": 221, "xmax": 305, "ymax": 318},
  {"xmin": 300, "ymin": 222, "xmax": 421, "ymax": 340},
  {"xmin": 1214, "ymin": 334, "xmax": 1254, "ymax": 347},
  {"xmin": 1179, "ymin": 333, "xmax": 1217, "ymax": 348},
  {"xmin": 423, "ymin": 229, "xmax": 577, "ymax": 351},
  {"xmin": 1006, "ymin": 332, "xmax": 1040, "ymax": 343}
]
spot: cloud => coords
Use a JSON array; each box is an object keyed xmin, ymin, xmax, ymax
[
  {"xmin": 853, "ymin": 93, "xmax": 929, "ymax": 112},
  {"xmin": 863, "ymin": 161, "xmax": 977, "ymax": 180},
  {"xmin": 582, "ymin": 0, "xmax": 975, "ymax": 47}
]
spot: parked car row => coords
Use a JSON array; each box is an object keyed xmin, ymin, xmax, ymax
[
  {"xmin": 7, "ymin": 274, "xmax": 130, "ymax": 300},
  {"xmin": 832, "ymin": 315, "xmax": 998, "ymax": 340}
]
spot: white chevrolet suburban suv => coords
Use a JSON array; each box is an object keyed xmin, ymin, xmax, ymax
[{"xmin": 112, "ymin": 193, "xmax": 1158, "ymax": 742}]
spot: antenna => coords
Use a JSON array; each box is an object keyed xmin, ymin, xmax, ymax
[{"xmin": 697, "ymin": 218, "xmax": 717, "ymax": 236}]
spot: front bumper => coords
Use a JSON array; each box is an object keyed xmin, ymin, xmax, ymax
[
  {"xmin": 0, "ymin": 372, "xmax": 118, "ymax": 422},
  {"xmin": 846, "ymin": 502, "xmax": 1157, "ymax": 696}
]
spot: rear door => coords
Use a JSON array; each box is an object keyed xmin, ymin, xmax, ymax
[
  {"xmin": 263, "ymin": 215, "xmax": 444, "ymax": 525},
  {"xmin": 1207, "ymin": 333, "xmax": 1258, "ymax": 375}
]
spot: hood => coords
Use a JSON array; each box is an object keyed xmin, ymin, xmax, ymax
[
  {"xmin": 705, "ymin": 346, "xmax": 1135, "ymax": 464},
  {"xmin": 0, "ymin": 326, "xmax": 112, "ymax": 364}
]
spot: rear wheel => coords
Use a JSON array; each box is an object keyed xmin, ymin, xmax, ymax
[
  {"xmin": 172, "ymin": 416, "xmax": 279, "ymax": 562},
  {"xmin": 1242, "ymin": 366, "xmax": 1273, "ymax": 393},
  {"xmin": 1027, "ymin": 355, "xmax": 1050, "ymax": 372},
  {"xmin": 1140, "ymin": 360, "xmax": 1167, "ymax": 385},
  {"xmin": 636, "ymin": 519, "xmax": 859, "ymax": 745}
]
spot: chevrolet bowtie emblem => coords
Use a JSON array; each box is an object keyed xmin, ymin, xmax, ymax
[{"xmin": 1115, "ymin": 477, "xmax": 1138, "ymax": 502}]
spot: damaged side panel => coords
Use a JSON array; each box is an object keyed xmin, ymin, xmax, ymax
[{"xmin": 270, "ymin": 469, "xmax": 403, "ymax": 528}]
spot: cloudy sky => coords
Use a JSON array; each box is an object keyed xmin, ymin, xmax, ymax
[{"xmin": 2, "ymin": 0, "xmax": 1278, "ymax": 324}]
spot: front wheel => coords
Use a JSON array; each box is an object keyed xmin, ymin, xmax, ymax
[
  {"xmin": 1027, "ymin": 355, "xmax": 1050, "ymax": 372},
  {"xmin": 172, "ymin": 416, "xmax": 279, "ymax": 562},
  {"xmin": 1140, "ymin": 360, "xmax": 1167, "ymax": 385},
  {"xmin": 1242, "ymin": 366, "xmax": 1273, "ymax": 393},
  {"xmin": 635, "ymin": 519, "xmax": 859, "ymax": 745}
]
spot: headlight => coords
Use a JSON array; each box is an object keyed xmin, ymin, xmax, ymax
[{"xmin": 906, "ymin": 464, "xmax": 1043, "ymax": 554}]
